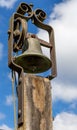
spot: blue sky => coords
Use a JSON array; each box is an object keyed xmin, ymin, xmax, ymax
[{"xmin": 0, "ymin": 0, "xmax": 77, "ymax": 130}]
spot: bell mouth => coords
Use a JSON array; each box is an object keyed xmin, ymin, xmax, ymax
[{"xmin": 14, "ymin": 54, "xmax": 51, "ymax": 73}]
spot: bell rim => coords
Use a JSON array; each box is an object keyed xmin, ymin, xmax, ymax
[{"xmin": 14, "ymin": 53, "xmax": 52, "ymax": 73}]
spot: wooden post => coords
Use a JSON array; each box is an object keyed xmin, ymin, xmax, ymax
[{"xmin": 18, "ymin": 74, "xmax": 52, "ymax": 130}]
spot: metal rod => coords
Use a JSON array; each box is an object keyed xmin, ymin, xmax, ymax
[{"xmin": 12, "ymin": 71, "xmax": 17, "ymax": 130}]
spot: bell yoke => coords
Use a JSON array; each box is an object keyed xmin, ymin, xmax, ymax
[{"xmin": 8, "ymin": 2, "xmax": 57, "ymax": 79}]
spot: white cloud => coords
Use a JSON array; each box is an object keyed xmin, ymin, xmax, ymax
[
  {"xmin": 5, "ymin": 94, "xmax": 17, "ymax": 106},
  {"xmin": 38, "ymin": 0, "xmax": 77, "ymax": 84},
  {"xmin": 0, "ymin": 124, "xmax": 12, "ymax": 130},
  {"xmin": 0, "ymin": 0, "xmax": 17, "ymax": 8},
  {"xmin": 52, "ymin": 82, "xmax": 77, "ymax": 102},
  {"xmin": 8, "ymin": 72, "xmax": 12, "ymax": 80},
  {"xmin": 53, "ymin": 112, "xmax": 77, "ymax": 130},
  {"xmin": 49, "ymin": 0, "xmax": 77, "ymax": 84},
  {"xmin": 5, "ymin": 95, "xmax": 13, "ymax": 106},
  {"xmin": 0, "ymin": 43, "xmax": 3, "ymax": 60},
  {"xmin": 0, "ymin": 113, "xmax": 5, "ymax": 120}
]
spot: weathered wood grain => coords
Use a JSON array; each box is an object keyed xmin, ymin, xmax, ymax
[{"xmin": 18, "ymin": 74, "xmax": 52, "ymax": 130}]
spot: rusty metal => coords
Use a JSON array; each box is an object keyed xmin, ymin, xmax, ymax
[
  {"xmin": 8, "ymin": 2, "xmax": 57, "ymax": 126},
  {"xmin": 14, "ymin": 37, "xmax": 52, "ymax": 73}
]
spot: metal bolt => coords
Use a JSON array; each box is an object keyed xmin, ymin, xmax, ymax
[{"xmin": 18, "ymin": 109, "xmax": 21, "ymax": 117}]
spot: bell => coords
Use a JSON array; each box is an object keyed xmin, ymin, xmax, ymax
[{"xmin": 14, "ymin": 37, "xmax": 51, "ymax": 73}]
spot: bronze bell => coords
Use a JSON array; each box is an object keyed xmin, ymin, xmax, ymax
[{"xmin": 14, "ymin": 37, "xmax": 51, "ymax": 73}]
